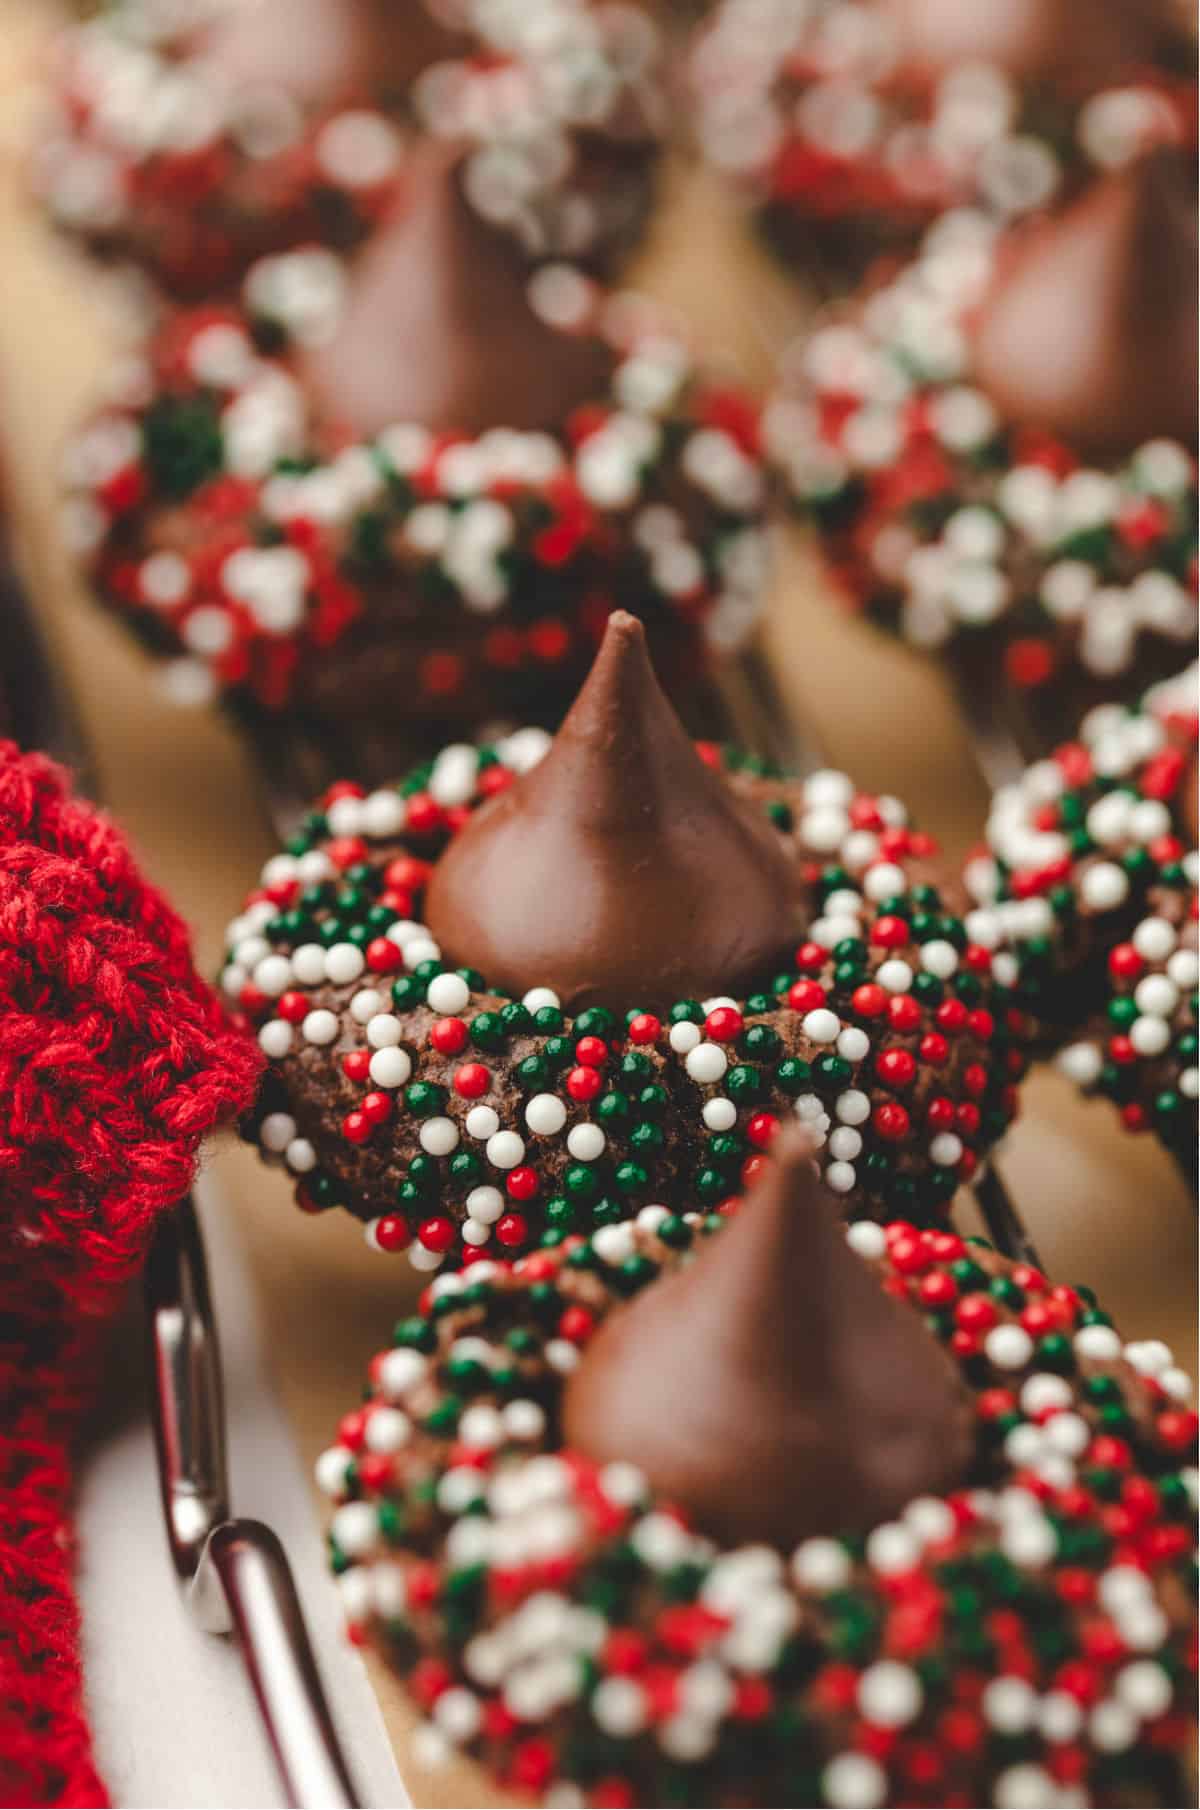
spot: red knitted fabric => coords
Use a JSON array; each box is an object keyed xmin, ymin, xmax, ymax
[{"xmin": 0, "ymin": 742, "xmax": 262, "ymax": 1807}]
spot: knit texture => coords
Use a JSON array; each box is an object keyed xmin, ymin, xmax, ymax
[{"xmin": 0, "ymin": 742, "xmax": 262, "ymax": 1807}]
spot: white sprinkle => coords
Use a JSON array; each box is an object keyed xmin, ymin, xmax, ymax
[
  {"xmin": 822, "ymin": 1753, "xmax": 886, "ymax": 1808},
  {"xmin": 865, "ymin": 1523, "xmax": 919, "ymax": 1575},
  {"xmin": 791, "ymin": 1537, "xmax": 850, "ymax": 1592},
  {"xmin": 378, "ymin": 1349, "xmax": 426, "ymax": 1398},
  {"xmin": 369, "ymin": 1046, "xmax": 412, "ymax": 1089},
  {"xmin": 567, "ymin": 1123, "xmax": 606, "ymax": 1162},
  {"xmin": 1080, "ymin": 862, "xmax": 1130, "ymax": 912},
  {"xmin": 459, "ymin": 1406, "xmax": 504, "ymax": 1450},
  {"xmin": 314, "ymin": 1445, "xmax": 353, "ymax": 1497},
  {"xmin": 825, "ymin": 1161, "xmax": 857, "ymax": 1194},
  {"xmin": 592, "ymin": 1223, "xmax": 636, "ymax": 1266},
  {"xmin": 985, "ymin": 1325, "xmax": 1035, "ymax": 1370},
  {"xmin": 929, "ymin": 1133, "xmax": 963, "ymax": 1167},
  {"xmin": 291, "ymin": 943, "xmax": 327, "ymax": 985},
  {"xmin": 592, "ymin": 1677, "xmax": 647, "ymax": 1737},
  {"xmin": 325, "ymin": 943, "xmax": 366, "ymax": 985},
  {"xmin": 253, "ymin": 954, "xmax": 292, "ymax": 997},
  {"xmin": 1075, "ymin": 1325, "xmax": 1122, "ymax": 1361},
  {"xmin": 1058, "ymin": 1042, "xmax": 1103, "ymax": 1086},
  {"xmin": 994, "ymin": 1764, "xmax": 1057, "ymax": 1808},
  {"xmin": 1133, "ymin": 916, "xmax": 1177, "ymax": 962},
  {"xmin": 982, "ymin": 1676, "xmax": 1036, "ymax": 1733},
  {"xmin": 365, "ymin": 1408, "xmax": 411, "ymax": 1454},
  {"xmin": 411, "ymin": 1724, "xmax": 450, "ymax": 1772},
  {"xmin": 1090, "ymin": 1699, "xmax": 1138, "ymax": 1752},
  {"xmin": 523, "ymin": 987, "xmax": 561, "ymax": 1013},
  {"xmin": 503, "ymin": 1400, "xmax": 546, "ymax": 1441},
  {"xmin": 433, "ymin": 1687, "xmax": 481, "ymax": 1745},
  {"xmin": 702, "ymin": 1097, "xmax": 737, "ymax": 1131},
  {"xmin": 1020, "ymin": 1374, "xmax": 1072, "ymax": 1415},
  {"xmin": 260, "ymin": 1112, "xmax": 297, "ymax": 1154},
  {"xmin": 330, "ymin": 1502, "xmax": 376, "ymax": 1558},
  {"xmin": 403, "ymin": 937, "xmax": 441, "ymax": 970},
  {"xmin": 801, "ymin": 1008, "xmax": 841, "ymax": 1044},
  {"xmin": 351, "ymin": 989, "xmax": 385, "ymax": 1024},
  {"xmin": 1130, "ymin": 1016, "xmax": 1171, "ymax": 1057},
  {"xmin": 1168, "ymin": 948, "xmax": 1199, "ymax": 989},
  {"xmin": 486, "ymin": 1130, "xmax": 525, "ymax": 1170},
  {"xmin": 420, "ymin": 1117, "xmax": 459, "ymax": 1156},
  {"xmin": 846, "ymin": 1221, "xmax": 886, "ymax": 1259},
  {"xmin": 302, "ymin": 1009, "xmax": 339, "ymax": 1046},
  {"xmin": 1001, "ymin": 1516, "xmax": 1056, "ymax": 1567},
  {"xmin": 920, "ymin": 939, "xmax": 959, "ymax": 978},
  {"xmin": 360, "ymin": 790, "xmax": 406, "ymax": 838},
  {"xmin": 325, "ymin": 795, "xmax": 363, "ymax": 837},
  {"xmin": 857, "ymin": 1661, "xmax": 922, "ymax": 1728},
  {"xmin": 258, "ymin": 1020, "xmax": 293, "ymax": 1059},
  {"xmin": 600, "ymin": 1461, "xmax": 647, "ymax": 1507},
  {"xmin": 465, "ymin": 1186, "xmax": 504, "ymax": 1225},
  {"xmin": 1038, "ymin": 1691, "xmax": 1083, "ymax": 1743},
  {"xmin": 366, "ymin": 1013, "xmax": 402, "ymax": 1048},
  {"xmin": 427, "ymin": 972, "xmax": 470, "ymax": 1015},
  {"xmin": 685, "ymin": 1042, "xmax": 728, "ymax": 1083},
  {"xmin": 1115, "ymin": 1660, "xmax": 1173, "ymax": 1720},
  {"xmin": 525, "ymin": 1094, "xmax": 568, "ymax": 1136}
]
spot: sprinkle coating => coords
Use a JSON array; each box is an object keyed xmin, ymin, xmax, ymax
[{"xmin": 317, "ymin": 1206, "xmax": 1198, "ymax": 1806}]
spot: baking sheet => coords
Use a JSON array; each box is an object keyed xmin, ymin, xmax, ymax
[{"xmin": 77, "ymin": 1174, "xmax": 409, "ymax": 1809}]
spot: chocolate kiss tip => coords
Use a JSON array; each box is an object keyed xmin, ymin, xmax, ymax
[
  {"xmin": 603, "ymin": 608, "xmax": 641, "ymax": 640},
  {"xmin": 424, "ymin": 611, "xmax": 800, "ymax": 1014},
  {"xmin": 562, "ymin": 1133, "xmax": 975, "ymax": 1549},
  {"xmin": 299, "ymin": 142, "xmax": 612, "ymax": 439},
  {"xmin": 971, "ymin": 151, "xmax": 1198, "ymax": 460}
]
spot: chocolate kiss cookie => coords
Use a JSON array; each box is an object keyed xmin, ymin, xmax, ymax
[
  {"xmin": 971, "ymin": 152, "xmax": 1199, "ymax": 463},
  {"xmin": 1057, "ymin": 883, "xmax": 1198, "ymax": 1182},
  {"xmin": 36, "ymin": 0, "xmax": 663, "ymax": 298},
  {"xmin": 969, "ymin": 676, "xmax": 1199, "ymax": 1046},
  {"xmin": 315, "ymin": 1174, "xmax": 1198, "ymax": 1808},
  {"xmin": 771, "ymin": 202, "xmax": 1198, "ymax": 740},
  {"xmin": 66, "ymin": 250, "xmax": 768, "ymax": 771},
  {"xmin": 562, "ymin": 1133, "xmax": 973, "ymax": 1546},
  {"xmin": 425, "ymin": 612, "xmax": 801, "ymax": 1014},
  {"xmin": 690, "ymin": 0, "xmax": 1194, "ymax": 305},
  {"xmin": 226, "ymin": 623, "xmax": 1030, "ymax": 1269},
  {"xmin": 299, "ymin": 143, "xmax": 616, "ymax": 439}
]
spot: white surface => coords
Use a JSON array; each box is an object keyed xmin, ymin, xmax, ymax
[{"xmin": 76, "ymin": 1175, "xmax": 409, "ymax": 1810}]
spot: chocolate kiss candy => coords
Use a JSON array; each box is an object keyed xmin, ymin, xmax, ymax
[
  {"xmin": 878, "ymin": 0, "xmax": 1183, "ymax": 83},
  {"xmin": 195, "ymin": 0, "xmax": 463, "ymax": 110},
  {"xmin": 971, "ymin": 152, "xmax": 1198, "ymax": 461},
  {"xmin": 299, "ymin": 143, "xmax": 614, "ymax": 439},
  {"xmin": 424, "ymin": 611, "xmax": 802, "ymax": 1014},
  {"xmin": 562, "ymin": 1133, "xmax": 975, "ymax": 1548}
]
